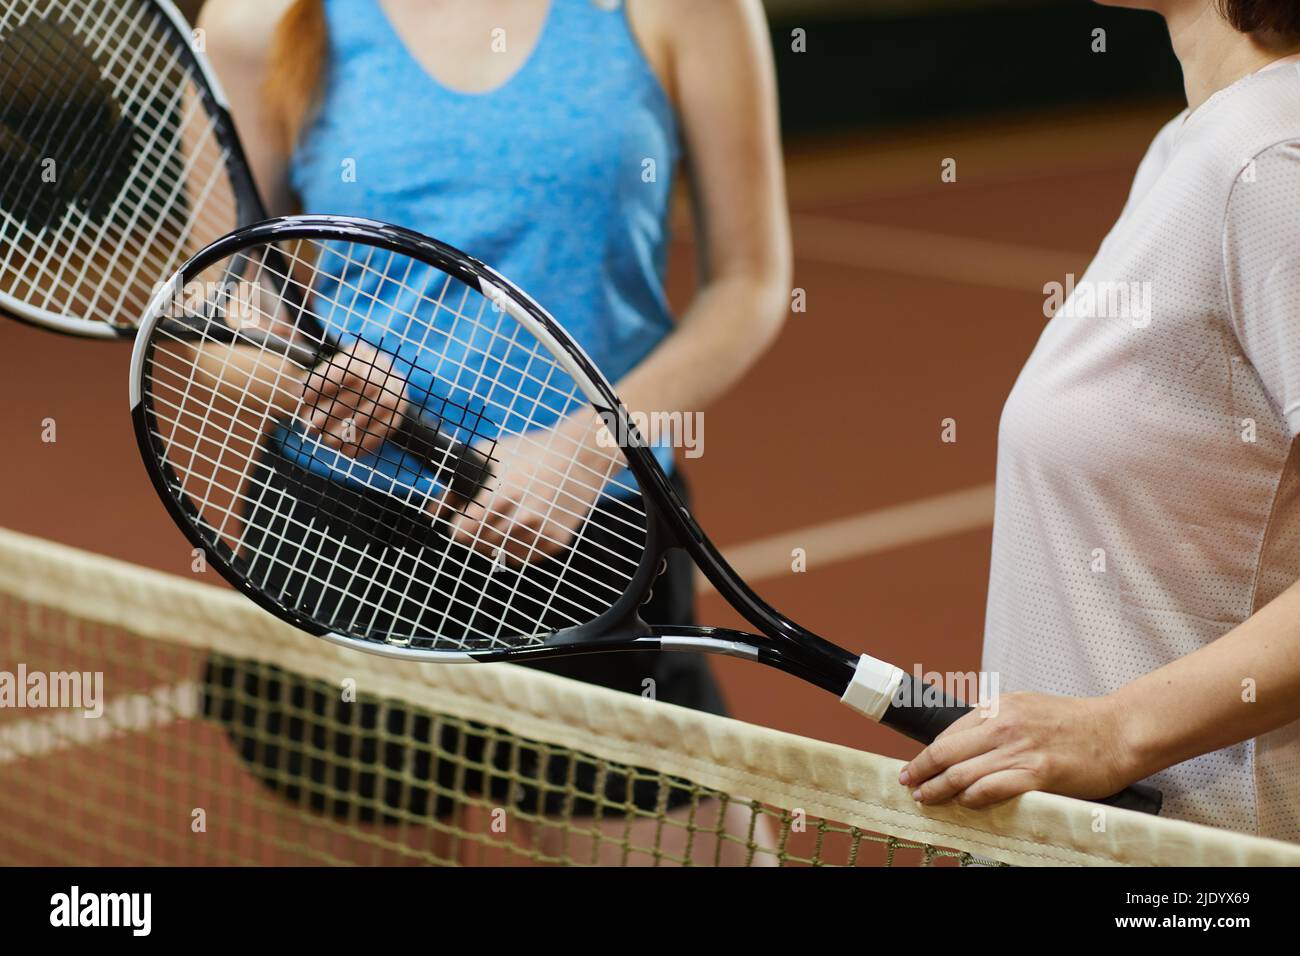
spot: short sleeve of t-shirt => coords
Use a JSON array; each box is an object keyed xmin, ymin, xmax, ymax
[{"xmin": 1224, "ymin": 142, "xmax": 1300, "ymax": 437}]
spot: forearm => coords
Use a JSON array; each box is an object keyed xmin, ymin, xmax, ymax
[
  {"xmin": 186, "ymin": 343, "xmax": 303, "ymax": 422},
  {"xmin": 1110, "ymin": 577, "xmax": 1300, "ymax": 778},
  {"xmin": 608, "ymin": 0, "xmax": 789, "ymax": 435},
  {"xmin": 613, "ymin": 272, "xmax": 788, "ymax": 423}
]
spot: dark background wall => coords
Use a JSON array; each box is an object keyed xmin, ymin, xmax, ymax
[
  {"xmin": 173, "ymin": 0, "xmax": 1184, "ymax": 138},
  {"xmin": 764, "ymin": 0, "xmax": 1181, "ymax": 136}
]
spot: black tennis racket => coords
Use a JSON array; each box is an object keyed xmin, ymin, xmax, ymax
[{"xmin": 130, "ymin": 215, "xmax": 1162, "ymax": 816}]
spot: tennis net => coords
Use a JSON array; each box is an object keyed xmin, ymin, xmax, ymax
[{"xmin": 0, "ymin": 527, "xmax": 1295, "ymax": 867}]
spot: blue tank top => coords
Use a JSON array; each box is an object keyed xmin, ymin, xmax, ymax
[{"xmin": 284, "ymin": 0, "xmax": 680, "ymax": 495}]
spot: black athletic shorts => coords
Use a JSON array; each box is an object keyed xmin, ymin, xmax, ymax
[{"xmin": 202, "ymin": 452, "xmax": 727, "ymax": 820}]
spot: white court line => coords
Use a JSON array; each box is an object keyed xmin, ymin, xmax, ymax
[
  {"xmin": 789, "ymin": 215, "xmax": 1083, "ymax": 292},
  {"xmin": 0, "ymin": 681, "xmax": 198, "ymax": 764},
  {"xmin": 707, "ymin": 482, "xmax": 995, "ymax": 591},
  {"xmin": 669, "ymin": 210, "xmax": 1085, "ymax": 293}
]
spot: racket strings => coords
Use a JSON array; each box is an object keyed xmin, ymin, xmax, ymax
[
  {"xmin": 46, "ymin": 0, "xmax": 238, "ymax": 317},
  {"xmin": 307, "ymin": 245, "xmax": 595, "ymax": 443},
  {"xmin": 0, "ymin": 4, "xmax": 144, "ymax": 222},
  {"xmin": 154, "ymin": 239, "xmax": 648, "ymax": 563},
  {"xmin": 1, "ymin": 1, "xmax": 221, "ymax": 317},
  {"xmin": 0, "ymin": 0, "xmax": 238, "ymax": 328},
  {"xmin": 147, "ymin": 314, "xmax": 639, "ymax": 595},
  {"xmin": 167, "ymin": 430, "xmax": 633, "ymax": 649},
  {"xmin": 7, "ymin": 0, "xmax": 232, "ymax": 234},
  {"xmin": 147, "ymin": 379, "xmax": 636, "ymax": 630},
  {"xmin": 271, "ymin": 240, "xmax": 648, "ymax": 562},
  {"xmin": 193, "ymin": 239, "xmax": 646, "ymax": 518},
  {"xmin": 151, "ymin": 325, "xmax": 533, "ymax": 649},
  {"xmin": 168, "ymin": 436, "xmax": 626, "ymax": 650},
  {"xmin": 144, "ymin": 238, "xmax": 650, "ymax": 651},
  {"xmin": 0, "ymin": 6, "xmax": 121, "ymax": 210}
]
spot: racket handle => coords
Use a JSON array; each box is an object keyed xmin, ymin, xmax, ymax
[
  {"xmin": 1092, "ymin": 782, "xmax": 1164, "ymax": 815},
  {"xmin": 877, "ymin": 672, "xmax": 970, "ymax": 742},
  {"xmin": 875, "ymin": 672, "xmax": 1164, "ymax": 816},
  {"xmin": 390, "ymin": 416, "xmax": 494, "ymax": 505}
]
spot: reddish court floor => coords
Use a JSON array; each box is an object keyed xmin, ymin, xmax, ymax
[{"xmin": 0, "ymin": 102, "xmax": 1181, "ymax": 763}]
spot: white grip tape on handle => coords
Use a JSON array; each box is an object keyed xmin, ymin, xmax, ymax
[{"xmin": 839, "ymin": 654, "xmax": 906, "ymax": 722}]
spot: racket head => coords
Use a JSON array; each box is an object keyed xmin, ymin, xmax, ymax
[
  {"xmin": 0, "ymin": 0, "xmax": 262, "ymax": 337},
  {"xmin": 130, "ymin": 215, "xmax": 674, "ymax": 662}
]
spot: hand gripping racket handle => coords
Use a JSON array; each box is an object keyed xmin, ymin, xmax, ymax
[
  {"xmin": 865, "ymin": 671, "xmax": 1164, "ymax": 815},
  {"xmin": 389, "ymin": 416, "xmax": 494, "ymax": 506},
  {"xmin": 159, "ymin": 320, "xmax": 495, "ymax": 503}
]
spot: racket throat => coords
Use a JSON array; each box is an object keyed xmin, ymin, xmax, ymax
[
  {"xmin": 647, "ymin": 627, "xmax": 762, "ymax": 661},
  {"xmin": 541, "ymin": 619, "xmax": 761, "ymax": 661}
]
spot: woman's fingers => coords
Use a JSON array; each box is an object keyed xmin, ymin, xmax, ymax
[
  {"xmin": 304, "ymin": 346, "xmax": 407, "ymax": 454},
  {"xmin": 358, "ymin": 391, "xmax": 403, "ymax": 455},
  {"xmin": 303, "ymin": 359, "xmax": 344, "ymax": 433},
  {"xmin": 481, "ymin": 487, "xmax": 568, "ymax": 559},
  {"xmin": 908, "ymin": 748, "xmax": 1022, "ymax": 806},
  {"xmin": 434, "ymin": 424, "xmax": 603, "ymax": 567},
  {"xmin": 899, "ymin": 693, "xmax": 1135, "ymax": 805},
  {"xmin": 450, "ymin": 498, "xmax": 552, "ymax": 562},
  {"xmin": 497, "ymin": 512, "xmax": 569, "ymax": 563},
  {"xmin": 446, "ymin": 490, "xmax": 510, "ymax": 550},
  {"xmin": 899, "ymin": 712, "xmax": 991, "ymax": 788},
  {"xmin": 329, "ymin": 390, "xmax": 402, "ymax": 455},
  {"xmin": 442, "ymin": 485, "xmax": 575, "ymax": 564},
  {"xmin": 919, "ymin": 765, "xmax": 1043, "ymax": 809},
  {"xmin": 948, "ymin": 768, "xmax": 1043, "ymax": 809},
  {"xmin": 903, "ymin": 715, "xmax": 1050, "ymax": 807}
]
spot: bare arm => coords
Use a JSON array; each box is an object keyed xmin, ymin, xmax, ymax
[
  {"xmin": 180, "ymin": 2, "xmax": 405, "ymax": 457},
  {"xmin": 198, "ymin": 0, "xmax": 297, "ymax": 216},
  {"xmin": 905, "ymin": 139, "xmax": 1300, "ymax": 808},
  {"xmin": 615, "ymin": 0, "xmax": 792, "ymax": 422},
  {"xmin": 447, "ymin": 0, "xmax": 792, "ymax": 560},
  {"xmin": 1114, "ymin": 578, "xmax": 1300, "ymax": 778},
  {"xmin": 181, "ymin": 0, "xmax": 295, "ymax": 404},
  {"xmin": 901, "ymin": 579, "xmax": 1300, "ymax": 807}
]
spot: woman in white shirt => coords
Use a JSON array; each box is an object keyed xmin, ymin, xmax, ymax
[{"xmin": 902, "ymin": 0, "xmax": 1300, "ymax": 838}]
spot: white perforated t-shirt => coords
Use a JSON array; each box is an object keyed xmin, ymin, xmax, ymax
[{"xmin": 984, "ymin": 58, "xmax": 1300, "ymax": 839}]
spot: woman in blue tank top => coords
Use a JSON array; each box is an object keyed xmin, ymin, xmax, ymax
[{"xmin": 198, "ymin": 0, "xmax": 791, "ymax": 864}]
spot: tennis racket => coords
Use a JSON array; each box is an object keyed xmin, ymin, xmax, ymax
[{"xmin": 130, "ymin": 215, "xmax": 1163, "ymax": 816}]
